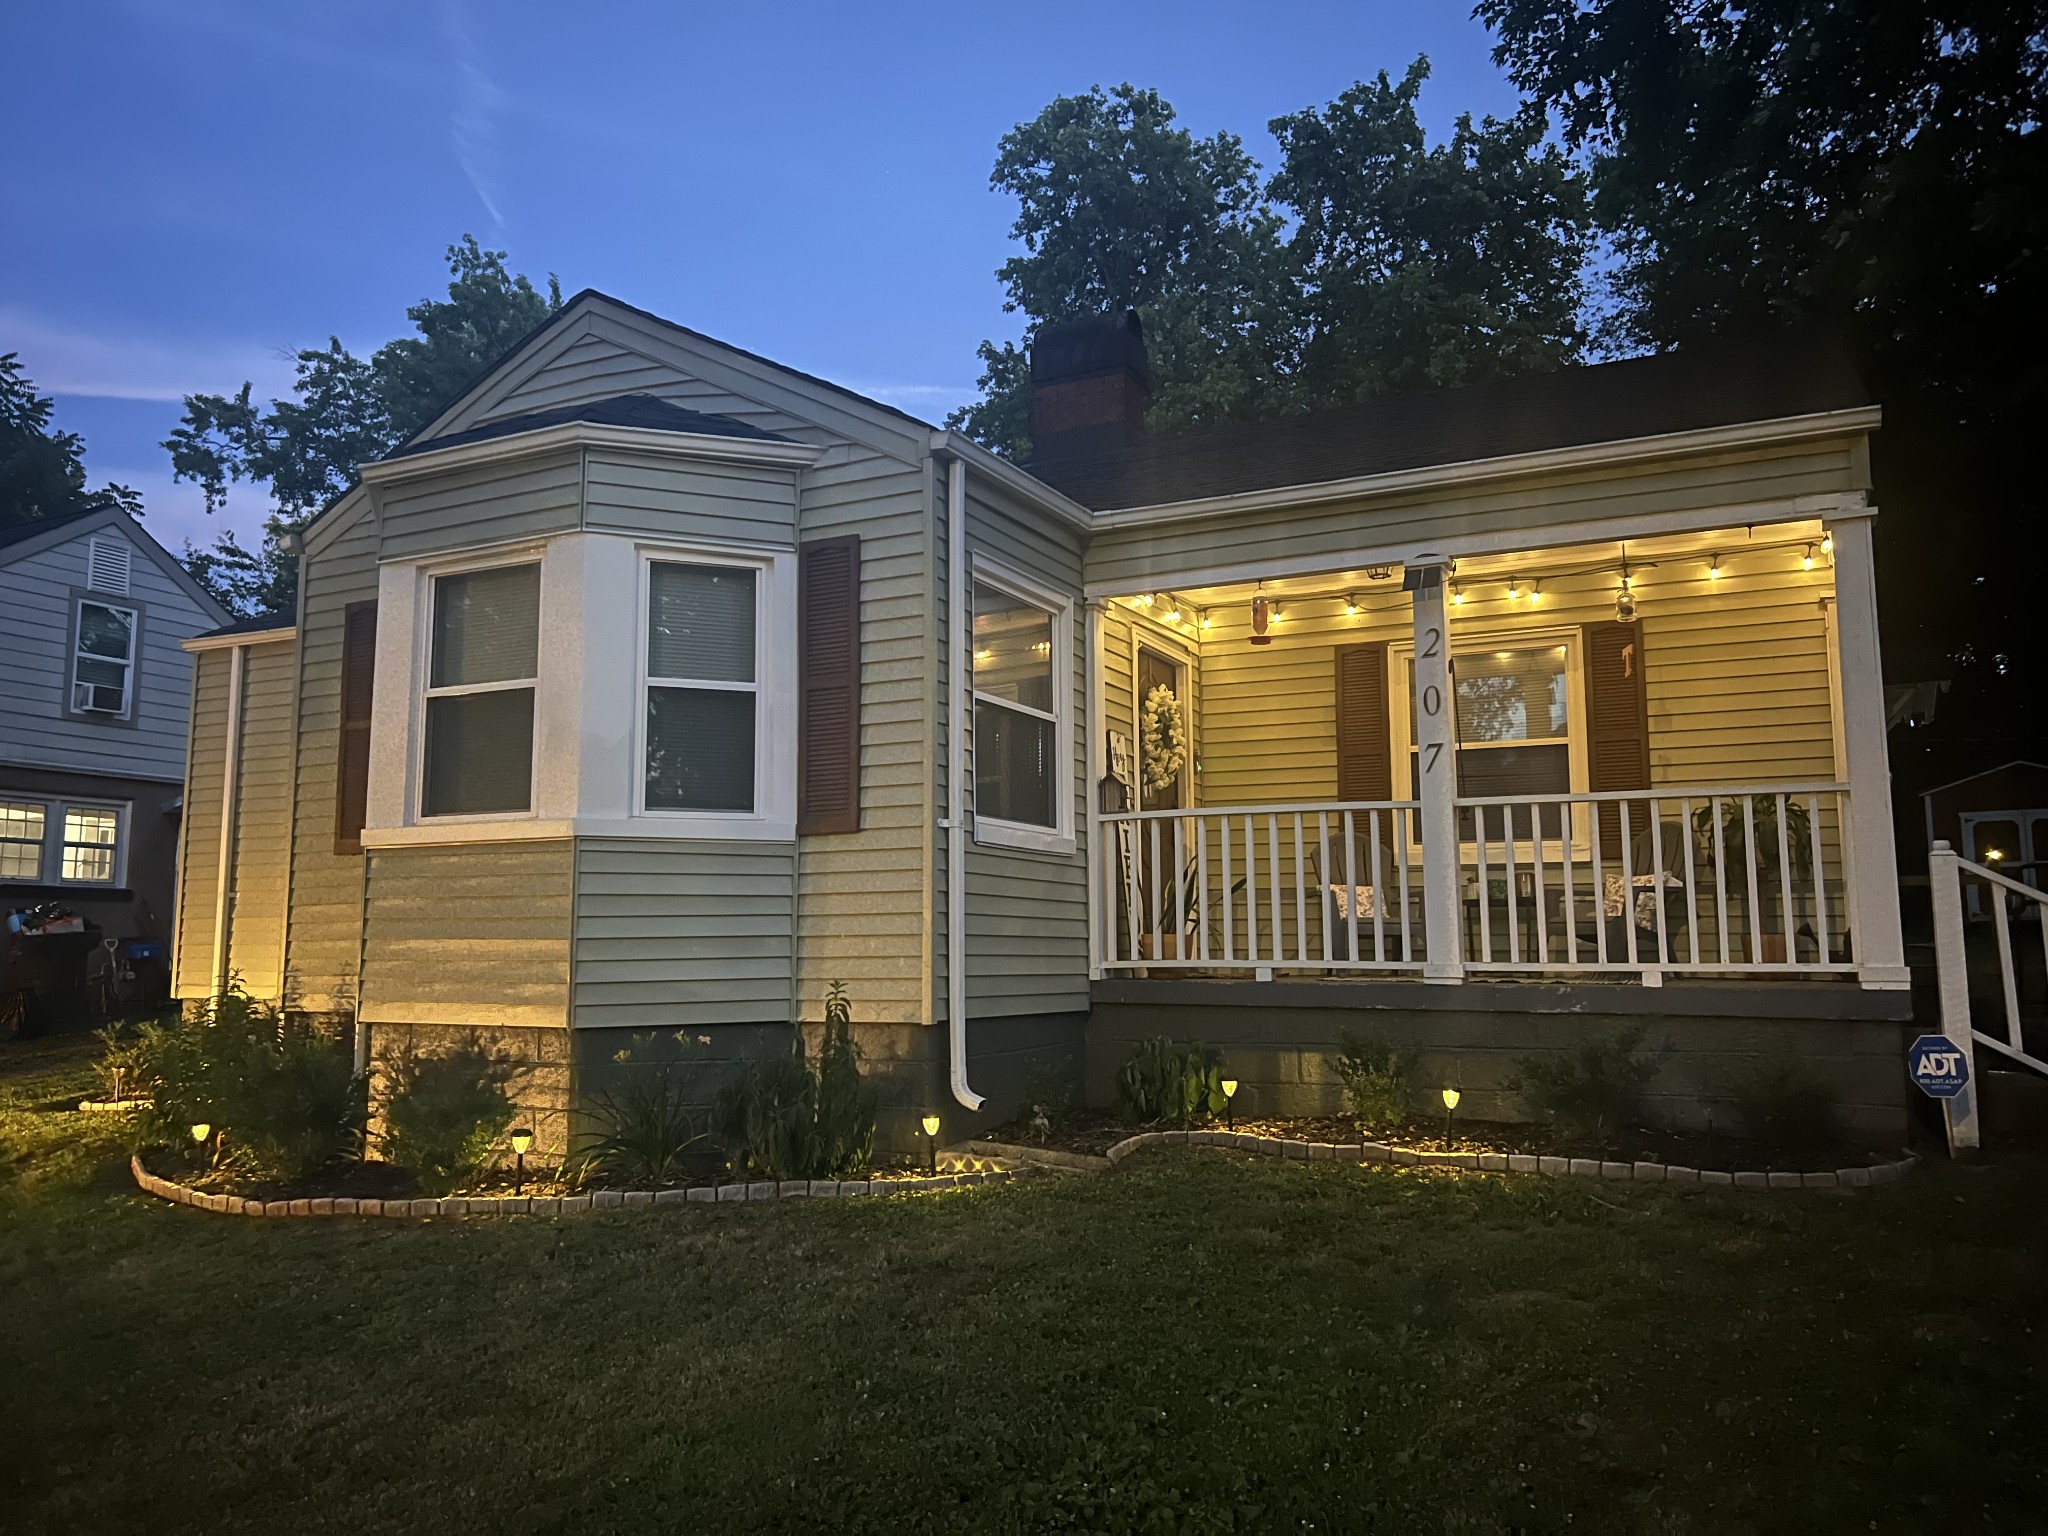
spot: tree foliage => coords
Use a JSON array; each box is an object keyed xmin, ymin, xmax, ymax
[
  {"xmin": 167, "ymin": 236, "xmax": 561, "ymax": 615},
  {"xmin": 947, "ymin": 63, "xmax": 1596, "ymax": 457},
  {"xmin": 0, "ymin": 353, "xmax": 142, "ymax": 531}
]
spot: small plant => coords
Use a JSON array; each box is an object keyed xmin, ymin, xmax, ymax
[
  {"xmin": 574, "ymin": 1031, "xmax": 713, "ymax": 1187},
  {"xmin": 92, "ymin": 1022, "xmax": 146, "ymax": 1104},
  {"xmin": 1018, "ymin": 1060, "xmax": 1075, "ymax": 1136},
  {"xmin": 135, "ymin": 987, "xmax": 362, "ymax": 1181},
  {"xmin": 1115, "ymin": 1037, "xmax": 1228, "ymax": 1125},
  {"xmin": 375, "ymin": 1038, "xmax": 518, "ymax": 1195},
  {"xmin": 714, "ymin": 982, "xmax": 876, "ymax": 1181},
  {"xmin": 1327, "ymin": 1033, "xmax": 1412, "ymax": 1134},
  {"xmin": 1731, "ymin": 1061, "xmax": 1843, "ymax": 1152},
  {"xmin": 1513, "ymin": 1026, "xmax": 1659, "ymax": 1147}
]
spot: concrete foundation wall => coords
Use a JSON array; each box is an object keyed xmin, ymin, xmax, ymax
[
  {"xmin": 1087, "ymin": 981, "xmax": 1913, "ymax": 1147},
  {"xmin": 363, "ymin": 1021, "xmax": 572, "ymax": 1158}
]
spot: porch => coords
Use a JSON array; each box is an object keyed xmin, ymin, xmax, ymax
[{"xmin": 1082, "ymin": 516, "xmax": 1907, "ymax": 993}]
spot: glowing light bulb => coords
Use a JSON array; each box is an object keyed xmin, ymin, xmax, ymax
[
  {"xmin": 1708, "ymin": 556, "xmax": 1722, "ymax": 580},
  {"xmin": 1820, "ymin": 533, "xmax": 1834, "ymax": 555},
  {"xmin": 1450, "ymin": 585, "xmax": 1465, "ymax": 606},
  {"xmin": 1507, "ymin": 579, "xmax": 1521, "ymax": 602},
  {"xmin": 1162, "ymin": 605, "xmax": 1182, "ymax": 625},
  {"xmin": 1802, "ymin": 546, "xmax": 1816, "ymax": 570},
  {"xmin": 1344, "ymin": 594, "xmax": 1359, "ymax": 616}
]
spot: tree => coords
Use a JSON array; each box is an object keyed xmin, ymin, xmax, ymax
[
  {"xmin": 1269, "ymin": 57, "xmax": 1591, "ymax": 405},
  {"xmin": 0, "ymin": 353, "xmax": 142, "ymax": 530},
  {"xmin": 168, "ymin": 237, "xmax": 561, "ymax": 614},
  {"xmin": 948, "ymin": 84, "xmax": 1289, "ymax": 456},
  {"xmin": 1480, "ymin": 0, "xmax": 2048, "ymax": 787}
]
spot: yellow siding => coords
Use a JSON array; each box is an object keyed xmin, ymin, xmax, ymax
[
  {"xmin": 172, "ymin": 649, "xmax": 230, "ymax": 998},
  {"xmin": 220, "ymin": 640, "xmax": 297, "ymax": 1000},
  {"xmin": 359, "ymin": 841, "xmax": 574, "ymax": 1028}
]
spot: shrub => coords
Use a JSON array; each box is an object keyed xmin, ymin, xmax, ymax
[
  {"xmin": 1018, "ymin": 1060, "xmax": 1076, "ymax": 1135},
  {"xmin": 375, "ymin": 1039, "xmax": 517, "ymax": 1195},
  {"xmin": 92, "ymin": 1022, "xmax": 147, "ymax": 1104},
  {"xmin": 714, "ymin": 982, "xmax": 877, "ymax": 1181},
  {"xmin": 1513, "ymin": 1026, "xmax": 1659, "ymax": 1146},
  {"xmin": 135, "ymin": 988, "xmax": 362, "ymax": 1181},
  {"xmin": 574, "ymin": 1031, "xmax": 713, "ymax": 1187},
  {"xmin": 1731, "ymin": 1061, "xmax": 1843, "ymax": 1152},
  {"xmin": 1115, "ymin": 1037, "xmax": 1228, "ymax": 1125},
  {"xmin": 1327, "ymin": 1034, "xmax": 1411, "ymax": 1133}
]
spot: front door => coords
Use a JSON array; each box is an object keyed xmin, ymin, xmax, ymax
[
  {"xmin": 1134, "ymin": 645, "xmax": 1189, "ymax": 950},
  {"xmin": 1136, "ymin": 645, "xmax": 1186, "ymax": 813}
]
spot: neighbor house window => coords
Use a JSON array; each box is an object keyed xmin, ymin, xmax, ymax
[
  {"xmin": 644, "ymin": 560, "xmax": 758, "ymax": 813},
  {"xmin": 972, "ymin": 580, "xmax": 1061, "ymax": 831},
  {"xmin": 0, "ymin": 797, "xmax": 123, "ymax": 884},
  {"xmin": 420, "ymin": 562, "xmax": 540, "ymax": 817},
  {"xmin": 72, "ymin": 599, "xmax": 137, "ymax": 716}
]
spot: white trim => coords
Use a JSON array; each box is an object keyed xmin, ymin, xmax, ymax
[
  {"xmin": 211, "ymin": 643, "xmax": 245, "ymax": 993},
  {"xmin": 0, "ymin": 791, "xmax": 131, "ymax": 888},
  {"xmin": 183, "ymin": 626, "xmax": 296, "ymax": 653},
  {"xmin": 416, "ymin": 553, "xmax": 544, "ymax": 822},
  {"xmin": 1128, "ymin": 624, "xmax": 1196, "ymax": 810},
  {"xmin": 70, "ymin": 595, "xmax": 139, "ymax": 719},
  {"xmin": 944, "ymin": 458, "xmax": 981, "ymax": 1111},
  {"xmin": 1081, "ymin": 492, "xmax": 1868, "ymax": 599},
  {"xmin": 359, "ymin": 419, "xmax": 823, "ymax": 487},
  {"xmin": 1084, "ymin": 599, "xmax": 1106, "ymax": 981},
  {"xmin": 968, "ymin": 553, "xmax": 1077, "ymax": 858},
  {"xmin": 1089, "ymin": 408, "xmax": 1883, "ymax": 529},
  {"xmin": 930, "ymin": 430, "xmax": 1095, "ymax": 533}
]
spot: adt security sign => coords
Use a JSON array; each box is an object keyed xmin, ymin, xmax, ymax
[{"xmin": 1908, "ymin": 1035, "xmax": 1971, "ymax": 1098}]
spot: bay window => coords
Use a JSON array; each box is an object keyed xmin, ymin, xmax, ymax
[
  {"xmin": 420, "ymin": 562, "xmax": 540, "ymax": 817},
  {"xmin": 644, "ymin": 560, "xmax": 759, "ymax": 813}
]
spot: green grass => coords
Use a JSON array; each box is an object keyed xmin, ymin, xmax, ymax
[{"xmin": 3, "ymin": 1034, "xmax": 2044, "ymax": 1534}]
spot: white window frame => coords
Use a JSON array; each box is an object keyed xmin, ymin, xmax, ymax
[
  {"xmin": 414, "ymin": 551, "xmax": 545, "ymax": 824},
  {"xmin": 71, "ymin": 596, "xmax": 139, "ymax": 719},
  {"xmin": 1390, "ymin": 625, "xmax": 1588, "ymax": 857},
  {"xmin": 0, "ymin": 793, "xmax": 129, "ymax": 887},
  {"xmin": 970, "ymin": 555, "xmax": 1076, "ymax": 856},
  {"xmin": 633, "ymin": 545, "xmax": 772, "ymax": 824}
]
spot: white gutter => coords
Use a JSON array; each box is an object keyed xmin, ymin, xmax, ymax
[
  {"xmin": 209, "ymin": 642, "xmax": 247, "ymax": 996},
  {"xmin": 929, "ymin": 429, "xmax": 1095, "ymax": 535},
  {"xmin": 943, "ymin": 454, "xmax": 983, "ymax": 1111}
]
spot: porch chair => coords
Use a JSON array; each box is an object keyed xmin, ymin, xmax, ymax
[
  {"xmin": 1592, "ymin": 815, "xmax": 1689, "ymax": 965},
  {"xmin": 1308, "ymin": 821, "xmax": 1409, "ymax": 964}
]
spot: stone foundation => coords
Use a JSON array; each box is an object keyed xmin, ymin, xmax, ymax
[{"xmin": 363, "ymin": 1020, "xmax": 573, "ymax": 1158}]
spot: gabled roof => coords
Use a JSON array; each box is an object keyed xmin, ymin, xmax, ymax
[
  {"xmin": 1029, "ymin": 331, "xmax": 1874, "ymax": 513},
  {"xmin": 0, "ymin": 505, "xmax": 231, "ymax": 623},
  {"xmin": 1921, "ymin": 761, "xmax": 2048, "ymax": 799},
  {"xmin": 380, "ymin": 391, "xmax": 790, "ymax": 460}
]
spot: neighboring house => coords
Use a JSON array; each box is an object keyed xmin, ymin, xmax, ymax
[
  {"xmin": 2, "ymin": 507, "xmax": 229, "ymax": 960},
  {"xmin": 1921, "ymin": 761, "xmax": 2048, "ymax": 917},
  {"xmin": 176, "ymin": 292, "xmax": 1914, "ymax": 1149}
]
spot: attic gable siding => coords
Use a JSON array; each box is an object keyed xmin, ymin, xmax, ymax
[{"xmin": 0, "ymin": 525, "xmax": 211, "ymax": 782}]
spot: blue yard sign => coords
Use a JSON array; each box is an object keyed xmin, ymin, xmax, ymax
[{"xmin": 1908, "ymin": 1034, "xmax": 1971, "ymax": 1099}]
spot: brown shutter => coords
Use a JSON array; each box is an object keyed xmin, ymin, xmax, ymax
[
  {"xmin": 333, "ymin": 600, "xmax": 377, "ymax": 855},
  {"xmin": 1335, "ymin": 642, "xmax": 1393, "ymax": 803},
  {"xmin": 798, "ymin": 535, "xmax": 861, "ymax": 835},
  {"xmin": 1583, "ymin": 620, "xmax": 1650, "ymax": 859}
]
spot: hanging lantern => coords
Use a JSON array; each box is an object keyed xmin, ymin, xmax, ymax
[
  {"xmin": 1615, "ymin": 573, "xmax": 1637, "ymax": 622},
  {"xmin": 1250, "ymin": 595, "xmax": 1272, "ymax": 646}
]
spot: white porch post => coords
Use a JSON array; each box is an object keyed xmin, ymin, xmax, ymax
[
  {"xmin": 1927, "ymin": 840, "xmax": 1982, "ymax": 1153},
  {"xmin": 1829, "ymin": 513, "xmax": 1910, "ymax": 988},
  {"xmin": 1408, "ymin": 563, "xmax": 1463, "ymax": 982},
  {"xmin": 1085, "ymin": 599, "xmax": 1105, "ymax": 981}
]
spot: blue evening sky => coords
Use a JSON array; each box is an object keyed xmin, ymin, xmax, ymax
[{"xmin": 6, "ymin": 1, "xmax": 1520, "ymax": 555}]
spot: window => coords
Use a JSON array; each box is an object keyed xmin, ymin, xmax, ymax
[
  {"xmin": 1395, "ymin": 636, "xmax": 1580, "ymax": 839},
  {"xmin": 0, "ymin": 797, "xmax": 123, "ymax": 885},
  {"xmin": 420, "ymin": 563, "xmax": 540, "ymax": 817},
  {"xmin": 643, "ymin": 560, "xmax": 759, "ymax": 813},
  {"xmin": 972, "ymin": 578, "xmax": 1062, "ymax": 833},
  {"xmin": 72, "ymin": 600, "xmax": 137, "ymax": 716}
]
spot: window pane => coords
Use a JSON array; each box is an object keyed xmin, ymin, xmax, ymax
[
  {"xmin": 0, "ymin": 801, "xmax": 46, "ymax": 843},
  {"xmin": 0, "ymin": 843, "xmax": 38, "ymax": 879},
  {"xmin": 973, "ymin": 583, "xmax": 1053, "ymax": 712},
  {"xmin": 63, "ymin": 808, "xmax": 118, "ymax": 846},
  {"xmin": 1454, "ymin": 646, "xmax": 1569, "ymax": 743},
  {"xmin": 422, "ymin": 689, "xmax": 535, "ymax": 815},
  {"xmin": 648, "ymin": 563, "xmax": 755, "ymax": 682},
  {"xmin": 431, "ymin": 565, "xmax": 540, "ymax": 688},
  {"xmin": 975, "ymin": 698, "xmax": 1055, "ymax": 827},
  {"xmin": 75, "ymin": 656, "xmax": 127, "ymax": 688},
  {"xmin": 645, "ymin": 686, "xmax": 755, "ymax": 811},
  {"xmin": 61, "ymin": 844, "xmax": 114, "ymax": 882},
  {"xmin": 78, "ymin": 603, "xmax": 134, "ymax": 660}
]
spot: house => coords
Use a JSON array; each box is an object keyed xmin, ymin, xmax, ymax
[
  {"xmin": 175, "ymin": 292, "xmax": 1914, "ymax": 1149},
  {"xmin": 2, "ymin": 508, "xmax": 230, "ymax": 1011},
  {"xmin": 1921, "ymin": 761, "xmax": 2048, "ymax": 917}
]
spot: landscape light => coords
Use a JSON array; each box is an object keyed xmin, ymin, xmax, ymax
[
  {"xmin": 509, "ymin": 1126, "xmax": 533, "ymax": 1193},
  {"xmin": 1441, "ymin": 1085, "xmax": 1460, "ymax": 1145},
  {"xmin": 921, "ymin": 1112, "xmax": 941, "ymax": 1174},
  {"xmin": 190, "ymin": 1122, "xmax": 211, "ymax": 1143},
  {"xmin": 1221, "ymin": 1077, "xmax": 1239, "ymax": 1129}
]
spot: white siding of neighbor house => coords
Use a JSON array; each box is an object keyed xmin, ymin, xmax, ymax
[
  {"xmin": 1084, "ymin": 437, "xmax": 1868, "ymax": 593},
  {"xmin": 0, "ymin": 519, "xmax": 220, "ymax": 783},
  {"xmin": 958, "ymin": 471, "xmax": 1091, "ymax": 1020}
]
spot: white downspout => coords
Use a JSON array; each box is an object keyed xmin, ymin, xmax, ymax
[
  {"xmin": 945, "ymin": 454, "xmax": 983, "ymax": 1111},
  {"xmin": 209, "ymin": 642, "xmax": 246, "ymax": 996}
]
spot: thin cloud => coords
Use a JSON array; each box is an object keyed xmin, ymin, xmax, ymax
[
  {"xmin": 0, "ymin": 307, "xmax": 295, "ymax": 403},
  {"xmin": 442, "ymin": 1, "xmax": 506, "ymax": 231},
  {"xmin": 842, "ymin": 379, "xmax": 979, "ymax": 416}
]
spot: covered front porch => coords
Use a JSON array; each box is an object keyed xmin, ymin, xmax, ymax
[{"xmin": 1082, "ymin": 515, "xmax": 1907, "ymax": 993}]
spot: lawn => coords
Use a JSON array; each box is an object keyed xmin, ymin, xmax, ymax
[{"xmin": 3, "ymin": 1033, "xmax": 2043, "ymax": 1534}]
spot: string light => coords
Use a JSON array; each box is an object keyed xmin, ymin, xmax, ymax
[
  {"xmin": 1507, "ymin": 578, "xmax": 1522, "ymax": 602},
  {"xmin": 1527, "ymin": 579, "xmax": 1542, "ymax": 605},
  {"xmin": 1199, "ymin": 609, "xmax": 1211, "ymax": 630},
  {"xmin": 1820, "ymin": 532, "xmax": 1834, "ymax": 555},
  {"xmin": 1450, "ymin": 583, "xmax": 1465, "ymax": 606},
  {"xmin": 1708, "ymin": 555, "xmax": 1722, "ymax": 580},
  {"xmin": 1344, "ymin": 593, "xmax": 1360, "ymax": 616},
  {"xmin": 1161, "ymin": 600, "xmax": 1182, "ymax": 624},
  {"xmin": 1802, "ymin": 545, "xmax": 1816, "ymax": 570},
  {"xmin": 1136, "ymin": 593, "xmax": 1154, "ymax": 607}
]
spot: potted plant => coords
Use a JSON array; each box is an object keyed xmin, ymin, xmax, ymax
[
  {"xmin": 1693, "ymin": 798, "xmax": 1813, "ymax": 962},
  {"xmin": 1136, "ymin": 854, "xmax": 1245, "ymax": 968}
]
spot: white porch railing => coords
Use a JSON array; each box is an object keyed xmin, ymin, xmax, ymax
[
  {"xmin": 1929, "ymin": 839, "xmax": 2048, "ymax": 1153},
  {"xmin": 1098, "ymin": 802, "xmax": 1422, "ymax": 972},
  {"xmin": 1095, "ymin": 784, "xmax": 1856, "ymax": 980}
]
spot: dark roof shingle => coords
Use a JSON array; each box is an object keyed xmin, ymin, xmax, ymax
[
  {"xmin": 383, "ymin": 392, "xmax": 791, "ymax": 460},
  {"xmin": 194, "ymin": 612, "xmax": 295, "ymax": 640},
  {"xmin": 1027, "ymin": 332, "xmax": 1871, "ymax": 512}
]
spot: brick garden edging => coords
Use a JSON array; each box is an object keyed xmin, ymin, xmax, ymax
[
  {"xmin": 129, "ymin": 1152, "xmax": 1018, "ymax": 1218},
  {"xmin": 974, "ymin": 1129, "xmax": 1920, "ymax": 1191}
]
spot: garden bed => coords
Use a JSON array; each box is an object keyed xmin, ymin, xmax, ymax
[{"xmin": 980, "ymin": 1111, "xmax": 1896, "ymax": 1177}]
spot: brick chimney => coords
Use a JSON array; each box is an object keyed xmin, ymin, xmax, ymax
[{"xmin": 1030, "ymin": 311, "xmax": 1150, "ymax": 462}]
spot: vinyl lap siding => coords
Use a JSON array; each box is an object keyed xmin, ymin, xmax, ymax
[
  {"xmin": 1084, "ymin": 439, "xmax": 1866, "ymax": 592},
  {"xmin": 359, "ymin": 842, "xmax": 574, "ymax": 1028},
  {"xmin": 375, "ymin": 449, "xmax": 582, "ymax": 561},
  {"xmin": 172, "ymin": 648, "xmax": 230, "ymax": 998},
  {"xmin": 220, "ymin": 640, "xmax": 297, "ymax": 1000},
  {"xmin": 583, "ymin": 449, "xmax": 798, "ymax": 544},
  {"xmin": 573, "ymin": 838, "xmax": 794, "ymax": 1026},
  {"xmin": 963, "ymin": 474, "xmax": 1090, "ymax": 1019},
  {"xmin": 284, "ymin": 497, "xmax": 379, "ymax": 1013}
]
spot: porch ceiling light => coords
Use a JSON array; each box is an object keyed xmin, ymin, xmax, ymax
[
  {"xmin": 1615, "ymin": 578, "xmax": 1637, "ymax": 622},
  {"xmin": 1250, "ymin": 595, "xmax": 1273, "ymax": 646}
]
